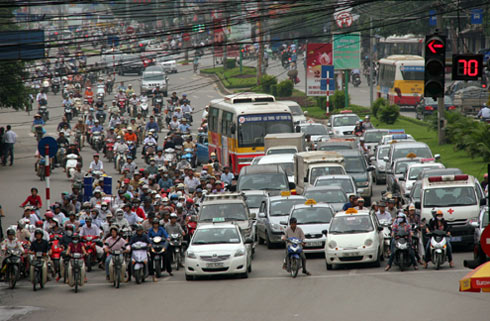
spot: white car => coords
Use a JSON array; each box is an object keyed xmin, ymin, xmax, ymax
[
  {"xmin": 328, "ymin": 113, "xmax": 360, "ymax": 137},
  {"xmin": 399, "ymin": 162, "xmax": 445, "ymax": 197},
  {"xmin": 380, "ymin": 133, "xmax": 415, "ymax": 145},
  {"xmin": 157, "ymin": 54, "xmax": 178, "ymax": 73},
  {"xmin": 185, "ymin": 223, "xmax": 253, "ymax": 280},
  {"xmin": 313, "ymin": 174, "xmax": 361, "ymax": 196},
  {"xmin": 285, "ymin": 201, "xmax": 334, "ymax": 253},
  {"xmin": 324, "ymin": 209, "xmax": 384, "ymax": 269},
  {"xmin": 297, "ymin": 122, "xmax": 330, "ymax": 143},
  {"xmin": 277, "ymin": 100, "xmax": 306, "ymax": 124},
  {"xmin": 254, "ymin": 154, "xmax": 295, "ymax": 183}
]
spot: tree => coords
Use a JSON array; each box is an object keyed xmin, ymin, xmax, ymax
[{"xmin": 0, "ymin": 7, "xmax": 31, "ymax": 110}]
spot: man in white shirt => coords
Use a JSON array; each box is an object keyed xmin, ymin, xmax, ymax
[
  {"xmin": 376, "ymin": 202, "xmax": 392, "ymax": 223},
  {"xmin": 2, "ymin": 125, "xmax": 17, "ymax": 166},
  {"xmin": 477, "ymin": 104, "xmax": 490, "ymax": 120},
  {"xmin": 220, "ymin": 166, "xmax": 235, "ymax": 185},
  {"xmin": 88, "ymin": 154, "xmax": 104, "ymax": 173}
]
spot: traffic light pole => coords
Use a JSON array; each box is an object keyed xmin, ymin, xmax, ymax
[{"xmin": 436, "ymin": 8, "xmax": 446, "ymax": 145}]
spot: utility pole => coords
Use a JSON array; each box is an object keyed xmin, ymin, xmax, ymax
[
  {"xmin": 257, "ymin": 1, "xmax": 264, "ymax": 84},
  {"xmin": 436, "ymin": 5, "xmax": 446, "ymax": 144},
  {"xmin": 369, "ymin": 17, "xmax": 373, "ymax": 107}
]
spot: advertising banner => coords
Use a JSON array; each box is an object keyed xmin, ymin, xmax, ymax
[{"xmin": 306, "ymin": 43, "xmax": 333, "ymax": 96}]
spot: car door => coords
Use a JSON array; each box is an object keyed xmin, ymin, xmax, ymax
[
  {"xmin": 372, "ymin": 217, "xmax": 384, "ymax": 252},
  {"xmin": 256, "ymin": 201, "xmax": 267, "ymax": 239}
]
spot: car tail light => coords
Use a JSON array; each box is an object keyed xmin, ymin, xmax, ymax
[{"xmin": 425, "ymin": 106, "xmax": 434, "ymax": 111}]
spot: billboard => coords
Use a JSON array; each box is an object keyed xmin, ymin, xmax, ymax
[
  {"xmin": 333, "ymin": 33, "xmax": 361, "ymax": 70},
  {"xmin": 306, "ymin": 43, "xmax": 333, "ymax": 96}
]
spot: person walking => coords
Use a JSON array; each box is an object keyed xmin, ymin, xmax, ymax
[
  {"xmin": 0, "ymin": 127, "xmax": 4, "ymax": 165},
  {"xmin": 2, "ymin": 125, "xmax": 17, "ymax": 166}
]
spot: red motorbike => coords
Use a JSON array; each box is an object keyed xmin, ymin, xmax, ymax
[
  {"xmin": 86, "ymin": 95, "xmax": 94, "ymax": 107},
  {"xmin": 105, "ymin": 138, "xmax": 115, "ymax": 162},
  {"xmin": 49, "ymin": 234, "xmax": 63, "ymax": 279},
  {"xmin": 118, "ymin": 97, "xmax": 127, "ymax": 115},
  {"xmin": 20, "ymin": 240, "xmax": 31, "ymax": 278},
  {"xmin": 82, "ymin": 235, "xmax": 99, "ymax": 272}
]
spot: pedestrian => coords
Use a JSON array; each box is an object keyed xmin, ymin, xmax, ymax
[
  {"xmin": 2, "ymin": 125, "xmax": 16, "ymax": 166},
  {"xmin": 0, "ymin": 204, "xmax": 5, "ymax": 241},
  {"xmin": 0, "ymin": 127, "xmax": 4, "ymax": 164}
]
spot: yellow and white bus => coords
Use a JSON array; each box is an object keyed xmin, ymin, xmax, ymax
[
  {"xmin": 208, "ymin": 93, "xmax": 294, "ymax": 175},
  {"xmin": 377, "ymin": 55, "xmax": 424, "ymax": 107}
]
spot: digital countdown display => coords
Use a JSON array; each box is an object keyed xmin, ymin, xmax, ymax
[{"xmin": 452, "ymin": 54, "xmax": 483, "ymax": 80}]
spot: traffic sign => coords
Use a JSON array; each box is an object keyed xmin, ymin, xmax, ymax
[
  {"xmin": 333, "ymin": 33, "xmax": 361, "ymax": 70},
  {"xmin": 126, "ymin": 26, "xmax": 135, "ymax": 34},
  {"xmin": 183, "ymin": 33, "xmax": 191, "ymax": 42},
  {"xmin": 452, "ymin": 54, "xmax": 483, "ymax": 81},
  {"xmin": 38, "ymin": 137, "xmax": 58, "ymax": 157},
  {"xmin": 480, "ymin": 226, "xmax": 490, "ymax": 258}
]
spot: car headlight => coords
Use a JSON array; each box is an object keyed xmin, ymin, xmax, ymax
[
  {"xmin": 271, "ymin": 223, "xmax": 283, "ymax": 232},
  {"xmin": 364, "ymin": 239, "xmax": 373, "ymax": 247},
  {"xmin": 234, "ymin": 249, "xmax": 246, "ymax": 257},
  {"xmin": 357, "ymin": 181, "xmax": 369, "ymax": 187},
  {"xmin": 186, "ymin": 251, "xmax": 196, "ymax": 259},
  {"xmin": 328, "ymin": 240, "xmax": 337, "ymax": 249}
]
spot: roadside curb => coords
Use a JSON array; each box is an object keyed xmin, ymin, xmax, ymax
[{"xmin": 199, "ymin": 72, "xmax": 233, "ymax": 96}]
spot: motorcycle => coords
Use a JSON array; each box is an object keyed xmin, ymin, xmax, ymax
[
  {"xmin": 428, "ymin": 230, "xmax": 448, "ymax": 270},
  {"xmin": 64, "ymin": 105, "xmax": 73, "ymax": 122},
  {"xmin": 352, "ymin": 73, "xmax": 361, "ymax": 87},
  {"xmin": 82, "ymin": 235, "xmax": 99, "ymax": 272},
  {"xmin": 129, "ymin": 102, "xmax": 138, "ymax": 118},
  {"xmin": 164, "ymin": 148, "xmax": 176, "ymax": 163},
  {"xmin": 37, "ymin": 158, "xmax": 46, "ymax": 181},
  {"xmin": 143, "ymin": 142, "xmax": 156, "ymax": 164},
  {"xmin": 73, "ymin": 98, "xmax": 82, "ymax": 117},
  {"xmin": 65, "ymin": 154, "xmax": 79, "ymax": 178},
  {"xmin": 4, "ymin": 248, "xmax": 22, "ymax": 289},
  {"xmin": 68, "ymin": 253, "xmax": 85, "ymax": 293},
  {"xmin": 131, "ymin": 241, "xmax": 148, "ymax": 284},
  {"xmin": 379, "ymin": 220, "xmax": 392, "ymax": 259},
  {"xmin": 51, "ymin": 78, "xmax": 60, "ymax": 95},
  {"xmin": 109, "ymin": 250, "xmax": 126, "ymax": 288},
  {"xmin": 140, "ymin": 97, "xmax": 149, "ymax": 118},
  {"xmin": 150, "ymin": 236, "xmax": 167, "ymax": 278},
  {"xmin": 49, "ymin": 234, "xmax": 63, "ymax": 280},
  {"xmin": 286, "ymin": 238, "xmax": 303, "ymax": 278},
  {"xmin": 118, "ymin": 97, "xmax": 127, "ymax": 115},
  {"xmin": 184, "ymin": 112, "xmax": 193, "ymax": 125},
  {"xmin": 96, "ymin": 108, "xmax": 106, "ymax": 124},
  {"xmin": 34, "ymin": 125, "xmax": 45, "ymax": 142},
  {"xmin": 39, "ymin": 105, "xmax": 49, "ymax": 122},
  {"xmin": 115, "ymin": 151, "xmax": 127, "ymax": 173},
  {"xmin": 127, "ymin": 141, "xmax": 137, "ymax": 160},
  {"xmin": 42, "ymin": 78, "xmax": 50, "ymax": 93},
  {"xmin": 393, "ymin": 230, "xmax": 412, "ymax": 271},
  {"xmin": 75, "ymin": 130, "xmax": 83, "ymax": 150},
  {"xmin": 91, "ymin": 131, "xmax": 103, "ymax": 152},
  {"xmin": 105, "ymin": 138, "xmax": 115, "ymax": 162},
  {"xmin": 30, "ymin": 252, "xmax": 47, "ymax": 291},
  {"xmin": 169, "ymin": 234, "xmax": 183, "ymax": 270}
]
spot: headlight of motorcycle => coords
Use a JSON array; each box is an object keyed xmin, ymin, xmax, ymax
[
  {"xmin": 234, "ymin": 248, "xmax": 246, "ymax": 257},
  {"xmin": 364, "ymin": 239, "xmax": 373, "ymax": 247},
  {"xmin": 186, "ymin": 251, "xmax": 196, "ymax": 259},
  {"xmin": 271, "ymin": 223, "xmax": 283, "ymax": 232},
  {"xmin": 328, "ymin": 240, "xmax": 337, "ymax": 249}
]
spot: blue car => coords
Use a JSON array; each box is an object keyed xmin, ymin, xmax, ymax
[{"xmin": 196, "ymin": 133, "xmax": 208, "ymax": 165}]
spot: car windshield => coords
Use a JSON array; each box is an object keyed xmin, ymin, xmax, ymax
[
  {"xmin": 245, "ymin": 195, "xmax": 266, "ymax": 208},
  {"xmin": 266, "ymin": 148, "xmax": 297, "ymax": 155},
  {"xmin": 395, "ymin": 160, "xmax": 419, "ymax": 174},
  {"xmin": 238, "ymin": 173, "xmax": 288, "ymax": 191},
  {"xmin": 330, "ymin": 215, "xmax": 374, "ymax": 234},
  {"xmin": 377, "ymin": 146, "xmax": 390, "ymax": 159},
  {"xmin": 344, "ymin": 156, "xmax": 366, "ymax": 173},
  {"xmin": 333, "ymin": 116, "xmax": 359, "ymax": 127},
  {"xmin": 192, "ymin": 228, "xmax": 241, "ymax": 245},
  {"xmin": 315, "ymin": 178, "xmax": 354, "ymax": 193},
  {"xmin": 144, "ymin": 73, "xmax": 164, "ymax": 81},
  {"xmin": 408, "ymin": 165, "xmax": 439, "ymax": 180},
  {"xmin": 291, "ymin": 207, "xmax": 333, "ymax": 224},
  {"xmin": 288, "ymin": 105, "xmax": 303, "ymax": 115},
  {"xmin": 302, "ymin": 125, "xmax": 328, "ymax": 136},
  {"xmin": 310, "ymin": 166, "xmax": 345, "ymax": 183},
  {"xmin": 423, "ymin": 187, "xmax": 477, "ymax": 207},
  {"xmin": 238, "ymin": 116, "xmax": 293, "ymax": 147},
  {"xmin": 304, "ymin": 189, "xmax": 347, "ymax": 204},
  {"xmin": 364, "ymin": 131, "xmax": 388, "ymax": 143},
  {"xmin": 270, "ymin": 198, "xmax": 306, "ymax": 216},
  {"xmin": 200, "ymin": 203, "xmax": 248, "ymax": 221},
  {"xmin": 393, "ymin": 147, "xmax": 432, "ymax": 160},
  {"xmin": 277, "ymin": 162, "xmax": 294, "ymax": 176}
]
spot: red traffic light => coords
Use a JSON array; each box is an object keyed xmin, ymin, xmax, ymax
[{"xmin": 427, "ymin": 40, "xmax": 444, "ymax": 54}]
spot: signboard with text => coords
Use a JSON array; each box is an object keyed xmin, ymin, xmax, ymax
[
  {"xmin": 333, "ymin": 33, "xmax": 361, "ymax": 70},
  {"xmin": 306, "ymin": 43, "xmax": 333, "ymax": 96}
]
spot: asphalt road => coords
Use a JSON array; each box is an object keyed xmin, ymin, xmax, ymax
[{"xmin": 0, "ymin": 55, "xmax": 486, "ymax": 321}]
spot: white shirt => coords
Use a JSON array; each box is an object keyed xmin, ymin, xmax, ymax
[
  {"xmin": 143, "ymin": 137, "xmax": 157, "ymax": 145},
  {"xmin": 221, "ymin": 172, "xmax": 234, "ymax": 185},
  {"xmin": 89, "ymin": 160, "xmax": 104, "ymax": 171},
  {"xmin": 3, "ymin": 130, "xmax": 16, "ymax": 144},
  {"xmin": 376, "ymin": 210, "xmax": 392, "ymax": 223},
  {"xmin": 477, "ymin": 107, "xmax": 490, "ymax": 118},
  {"xmin": 181, "ymin": 104, "xmax": 192, "ymax": 113}
]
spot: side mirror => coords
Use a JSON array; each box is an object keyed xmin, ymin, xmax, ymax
[
  {"xmin": 321, "ymin": 229, "xmax": 328, "ymax": 235},
  {"xmin": 304, "ymin": 177, "xmax": 308, "ymax": 183},
  {"xmin": 248, "ymin": 213, "xmax": 256, "ymax": 219},
  {"xmin": 369, "ymin": 156, "xmax": 375, "ymax": 162},
  {"xmin": 230, "ymin": 123, "xmax": 236, "ymax": 134},
  {"xmin": 399, "ymin": 177, "xmax": 405, "ymax": 181},
  {"xmin": 258, "ymin": 212, "xmax": 266, "ymax": 218},
  {"xmin": 288, "ymin": 182, "xmax": 296, "ymax": 190},
  {"xmin": 303, "ymin": 111, "xmax": 308, "ymax": 116},
  {"xmin": 280, "ymin": 221, "xmax": 287, "ymax": 226},
  {"xmin": 434, "ymin": 154, "xmax": 441, "ymax": 161},
  {"xmin": 295, "ymin": 125, "xmax": 301, "ymax": 133},
  {"xmin": 367, "ymin": 165, "xmax": 375, "ymax": 171},
  {"xmin": 327, "ymin": 122, "xmax": 331, "ymax": 127},
  {"xmin": 480, "ymin": 198, "xmax": 487, "ymax": 206},
  {"xmin": 415, "ymin": 201, "xmax": 421, "ymax": 209},
  {"xmin": 244, "ymin": 237, "xmax": 254, "ymax": 244}
]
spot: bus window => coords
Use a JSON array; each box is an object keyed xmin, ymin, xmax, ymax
[
  {"xmin": 238, "ymin": 117, "xmax": 293, "ymax": 147},
  {"xmin": 209, "ymin": 107, "xmax": 219, "ymax": 132}
]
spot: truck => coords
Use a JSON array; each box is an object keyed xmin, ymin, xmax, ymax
[
  {"xmin": 294, "ymin": 151, "xmax": 346, "ymax": 195},
  {"xmin": 264, "ymin": 133, "xmax": 305, "ymax": 155}
]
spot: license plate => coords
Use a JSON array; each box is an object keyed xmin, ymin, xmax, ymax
[
  {"xmin": 306, "ymin": 241, "xmax": 322, "ymax": 247},
  {"xmin": 344, "ymin": 252, "xmax": 360, "ymax": 257},
  {"xmin": 206, "ymin": 262, "xmax": 224, "ymax": 268},
  {"xmin": 450, "ymin": 236, "xmax": 462, "ymax": 242}
]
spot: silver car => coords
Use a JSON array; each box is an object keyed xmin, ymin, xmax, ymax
[
  {"xmin": 371, "ymin": 144, "xmax": 390, "ymax": 185},
  {"xmin": 303, "ymin": 186, "xmax": 347, "ymax": 212}
]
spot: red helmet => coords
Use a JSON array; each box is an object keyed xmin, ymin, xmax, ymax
[
  {"xmin": 186, "ymin": 198, "xmax": 194, "ymax": 204},
  {"xmin": 45, "ymin": 211, "xmax": 54, "ymax": 219},
  {"xmin": 35, "ymin": 220, "xmax": 43, "ymax": 227}
]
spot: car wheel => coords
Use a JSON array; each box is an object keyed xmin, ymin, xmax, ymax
[
  {"xmin": 185, "ymin": 274, "xmax": 193, "ymax": 281},
  {"xmin": 247, "ymin": 263, "xmax": 252, "ymax": 273},
  {"xmin": 266, "ymin": 233, "xmax": 274, "ymax": 249},
  {"xmin": 240, "ymin": 270, "xmax": 249, "ymax": 279},
  {"xmin": 373, "ymin": 248, "xmax": 381, "ymax": 267},
  {"xmin": 326, "ymin": 261, "xmax": 333, "ymax": 270},
  {"xmin": 258, "ymin": 234, "xmax": 264, "ymax": 245}
]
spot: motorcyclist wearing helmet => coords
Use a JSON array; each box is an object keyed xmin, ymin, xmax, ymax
[
  {"xmin": 0, "ymin": 228, "xmax": 24, "ymax": 280},
  {"xmin": 16, "ymin": 219, "xmax": 31, "ymax": 241},
  {"xmin": 103, "ymin": 226, "xmax": 127, "ymax": 280},
  {"xmin": 29, "ymin": 228, "xmax": 50, "ymax": 256},
  {"xmin": 114, "ymin": 209, "xmax": 130, "ymax": 230},
  {"xmin": 424, "ymin": 210, "xmax": 454, "ymax": 268},
  {"xmin": 385, "ymin": 214, "xmax": 418, "ymax": 271},
  {"xmin": 281, "ymin": 217, "xmax": 311, "ymax": 276},
  {"xmin": 164, "ymin": 213, "xmax": 186, "ymax": 275},
  {"xmin": 66, "ymin": 233, "xmax": 87, "ymax": 283}
]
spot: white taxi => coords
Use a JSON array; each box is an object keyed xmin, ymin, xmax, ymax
[
  {"xmin": 324, "ymin": 208, "xmax": 384, "ymax": 269},
  {"xmin": 185, "ymin": 222, "xmax": 253, "ymax": 280}
]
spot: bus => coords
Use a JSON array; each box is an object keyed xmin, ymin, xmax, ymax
[
  {"xmin": 376, "ymin": 35, "xmax": 423, "ymax": 59},
  {"xmin": 208, "ymin": 93, "xmax": 294, "ymax": 175},
  {"xmin": 377, "ymin": 55, "xmax": 424, "ymax": 107}
]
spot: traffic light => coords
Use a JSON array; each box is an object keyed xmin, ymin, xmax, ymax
[{"xmin": 424, "ymin": 34, "xmax": 446, "ymax": 98}]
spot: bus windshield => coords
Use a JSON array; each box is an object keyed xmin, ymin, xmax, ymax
[
  {"xmin": 401, "ymin": 66, "xmax": 424, "ymax": 80},
  {"xmin": 238, "ymin": 114, "xmax": 293, "ymax": 147}
]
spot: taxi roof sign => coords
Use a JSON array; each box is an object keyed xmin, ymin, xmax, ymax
[
  {"xmin": 212, "ymin": 217, "xmax": 226, "ymax": 223},
  {"xmin": 406, "ymin": 152, "xmax": 417, "ymax": 158},
  {"xmin": 389, "ymin": 129, "xmax": 405, "ymax": 134},
  {"xmin": 305, "ymin": 199, "xmax": 317, "ymax": 205},
  {"xmin": 281, "ymin": 191, "xmax": 291, "ymax": 197},
  {"xmin": 345, "ymin": 208, "xmax": 358, "ymax": 214}
]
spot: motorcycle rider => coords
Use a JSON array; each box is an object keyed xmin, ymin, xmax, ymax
[
  {"xmin": 114, "ymin": 209, "xmax": 130, "ymax": 230},
  {"xmin": 423, "ymin": 210, "xmax": 454, "ymax": 268},
  {"xmin": 65, "ymin": 233, "xmax": 87, "ymax": 283},
  {"xmin": 148, "ymin": 219, "xmax": 169, "ymax": 281},
  {"xmin": 88, "ymin": 154, "xmax": 104, "ymax": 173},
  {"xmin": 477, "ymin": 103, "xmax": 490, "ymax": 121},
  {"xmin": 385, "ymin": 214, "xmax": 418, "ymax": 271},
  {"xmin": 164, "ymin": 213, "xmax": 186, "ymax": 275},
  {"xmin": 178, "ymin": 118, "xmax": 190, "ymax": 133},
  {"xmin": 124, "ymin": 127, "xmax": 138, "ymax": 145},
  {"xmin": 29, "ymin": 229, "xmax": 50, "ymax": 278},
  {"xmin": 145, "ymin": 116, "xmax": 159, "ymax": 134},
  {"xmin": 103, "ymin": 226, "xmax": 127, "ymax": 280},
  {"xmin": 281, "ymin": 217, "xmax": 311, "ymax": 275},
  {"xmin": 121, "ymin": 156, "xmax": 137, "ymax": 177},
  {"xmin": 362, "ymin": 115, "xmax": 374, "ymax": 130},
  {"xmin": 80, "ymin": 217, "xmax": 102, "ymax": 237},
  {"xmin": 126, "ymin": 84, "xmax": 135, "ymax": 98},
  {"xmin": 376, "ymin": 202, "xmax": 392, "ymax": 222}
]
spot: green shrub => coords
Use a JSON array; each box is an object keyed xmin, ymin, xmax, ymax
[
  {"xmin": 331, "ymin": 90, "xmax": 349, "ymax": 109},
  {"xmin": 260, "ymin": 75, "xmax": 277, "ymax": 93},
  {"xmin": 372, "ymin": 97, "xmax": 388, "ymax": 118},
  {"xmin": 225, "ymin": 59, "xmax": 236, "ymax": 69},
  {"xmin": 315, "ymin": 97, "xmax": 326, "ymax": 110},
  {"xmin": 270, "ymin": 84, "xmax": 278, "ymax": 96},
  {"xmin": 378, "ymin": 104, "xmax": 400, "ymax": 124},
  {"xmin": 277, "ymin": 80, "xmax": 294, "ymax": 97}
]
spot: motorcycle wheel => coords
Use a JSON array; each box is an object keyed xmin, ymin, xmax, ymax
[
  {"xmin": 114, "ymin": 268, "xmax": 120, "ymax": 288},
  {"xmin": 175, "ymin": 253, "xmax": 181, "ymax": 271},
  {"xmin": 134, "ymin": 268, "xmax": 141, "ymax": 284},
  {"xmin": 86, "ymin": 255, "xmax": 92, "ymax": 272},
  {"xmin": 9, "ymin": 265, "xmax": 18, "ymax": 289},
  {"xmin": 32, "ymin": 273, "xmax": 37, "ymax": 292},
  {"xmin": 290, "ymin": 258, "xmax": 299, "ymax": 278},
  {"xmin": 74, "ymin": 271, "xmax": 79, "ymax": 293},
  {"xmin": 63, "ymin": 265, "xmax": 68, "ymax": 284},
  {"xmin": 398, "ymin": 252, "xmax": 405, "ymax": 272},
  {"xmin": 39, "ymin": 270, "xmax": 44, "ymax": 289},
  {"xmin": 435, "ymin": 254, "xmax": 442, "ymax": 270},
  {"xmin": 155, "ymin": 260, "xmax": 161, "ymax": 278}
]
